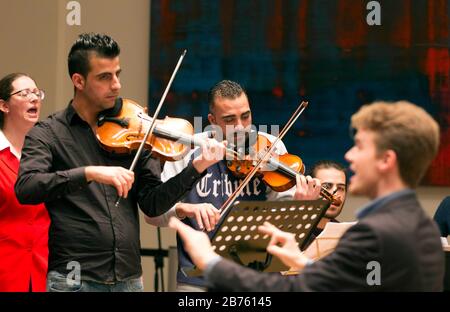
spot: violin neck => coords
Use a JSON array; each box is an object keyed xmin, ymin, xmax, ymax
[
  {"xmin": 266, "ymin": 158, "xmax": 334, "ymax": 202},
  {"xmin": 153, "ymin": 127, "xmax": 237, "ymax": 158},
  {"xmin": 266, "ymin": 158, "xmax": 297, "ymax": 178},
  {"xmin": 152, "ymin": 126, "xmax": 200, "ymax": 147}
]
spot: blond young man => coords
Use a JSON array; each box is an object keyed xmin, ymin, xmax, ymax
[{"xmin": 171, "ymin": 101, "xmax": 445, "ymax": 291}]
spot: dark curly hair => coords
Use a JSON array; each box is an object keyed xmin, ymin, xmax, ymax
[
  {"xmin": 208, "ymin": 80, "xmax": 247, "ymax": 113},
  {"xmin": 309, "ymin": 160, "xmax": 347, "ymax": 180},
  {"xmin": 68, "ymin": 33, "xmax": 120, "ymax": 78}
]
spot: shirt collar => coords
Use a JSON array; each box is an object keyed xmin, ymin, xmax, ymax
[
  {"xmin": 66, "ymin": 100, "xmax": 81, "ymax": 125},
  {"xmin": 65, "ymin": 100, "xmax": 101, "ymax": 128},
  {"xmin": 356, "ymin": 188, "xmax": 415, "ymax": 220},
  {"xmin": 0, "ymin": 129, "xmax": 21, "ymax": 159}
]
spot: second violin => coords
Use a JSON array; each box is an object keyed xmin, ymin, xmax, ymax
[{"xmin": 226, "ymin": 133, "xmax": 305, "ymax": 192}]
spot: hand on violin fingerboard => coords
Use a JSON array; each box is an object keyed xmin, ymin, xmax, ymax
[
  {"xmin": 294, "ymin": 175, "xmax": 322, "ymax": 200},
  {"xmin": 192, "ymin": 138, "xmax": 227, "ymax": 173},
  {"xmin": 85, "ymin": 166, "xmax": 135, "ymax": 198}
]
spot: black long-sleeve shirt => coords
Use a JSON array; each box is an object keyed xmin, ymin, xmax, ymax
[{"xmin": 15, "ymin": 103, "xmax": 202, "ymax": 283}]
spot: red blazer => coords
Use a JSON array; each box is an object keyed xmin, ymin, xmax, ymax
[{"xmin": 0, "ymin": 148, "xmax": 50, "ymax": 292}]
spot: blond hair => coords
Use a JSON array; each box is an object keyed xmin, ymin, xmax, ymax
[{"xmin": 351, "ymin": 101, "xmax": 440, "ymax": 188}]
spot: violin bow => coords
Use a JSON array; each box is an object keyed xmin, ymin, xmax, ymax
[
  {"xmin": 219, "ymin": 101, "xmax": 308, "ymax": 217},
  {"xmin": 115, "ymin": 50, "xmax": 187, "ymax": 207}
]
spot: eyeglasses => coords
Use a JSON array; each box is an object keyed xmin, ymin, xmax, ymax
[
  {"xmin": 9, "ymin": 88, "xmax": 45, "ymax": 101},
  {"xmin": 322, "ymin": 182, "xmax": 347, "ymax": 194}
]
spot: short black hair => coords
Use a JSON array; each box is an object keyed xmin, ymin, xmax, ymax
[
  {"xmin": 207, "ymin": 80, "xmax": 246, "ymax": 113},
  {"xmin": 310, "ymin": 160, "xmax": 347, "ymax": 179},
  {"xmin": 0, "ymin": 72, "xmax": 30, "ymax": 129},
  {"xmin": 68, "ymin": 33, "xmax": 120, "ymax": 78}
]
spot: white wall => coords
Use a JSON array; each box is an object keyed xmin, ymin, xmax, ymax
[{"xmin": 0, "ymin": 0, "xmax": 150, "ymax": 120}]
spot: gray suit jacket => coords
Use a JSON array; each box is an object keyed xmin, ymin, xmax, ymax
[{"xmin": 207, "ymin": 192, "xmax": 445, "ymax": 291}]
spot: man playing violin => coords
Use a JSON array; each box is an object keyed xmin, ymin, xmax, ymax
[
  {"xmin": 146, "ymin": 79, "xmax": 297, "ymax": 291},
  {"xmin": 294, "ymin": 160, "xmax": 348, "ymax": 249},
  {"xmin": 14, "ymin": 33, "xmax": 226, "ymax": 292}
]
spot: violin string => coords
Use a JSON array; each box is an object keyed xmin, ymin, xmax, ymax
[{"xmin": 149, "ymin": 122, "xmax": 241, "ymax": 159}]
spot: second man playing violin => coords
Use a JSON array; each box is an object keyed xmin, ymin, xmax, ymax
[{"xmin": 146, "ymin": 79, "xmax": 297, "ymax": 291}]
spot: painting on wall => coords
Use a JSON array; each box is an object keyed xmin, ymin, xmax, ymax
[{"xmin": 149, "ymin": 0, "xmax": 450, "ymax": 186}]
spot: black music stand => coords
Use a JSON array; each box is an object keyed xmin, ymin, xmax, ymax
[{"xmin": 182, "ymin": 199, "xmax": 329, "ymax": 276}]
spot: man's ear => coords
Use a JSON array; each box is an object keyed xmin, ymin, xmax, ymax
[
  {"xmin": 0, "ymin": 99, "xmax": 9, "ymax": 114},
  {"xmin": 72, "ymin": 73, "xmax": 85, "ymax": 91},
  {"xmin": 378, "ymin": 149, "xmax": 397, "ymax": 172},
  {"xmin": 208, "ymin": 113, "xmax": 216, "ymax": 125}
]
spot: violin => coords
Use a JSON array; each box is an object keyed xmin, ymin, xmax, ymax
[
  {"xmin": 96, "ymin": 98, "xmax": 244, "ymax": 162},
  {"xmin": 97, "ymin": 98, "xmax": 198, "ymax": 161},
  {"xmin": 226, "ymin": 134, "xmax": 338, "ymax": 203},
  {"xmin": 226, "ymin": 133, "xmax": 305, "ymax": 192}
]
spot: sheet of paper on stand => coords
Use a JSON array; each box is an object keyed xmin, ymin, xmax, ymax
[{"xmin": 302, "ymin": 222, "xmax": 357, "ymax": 261}]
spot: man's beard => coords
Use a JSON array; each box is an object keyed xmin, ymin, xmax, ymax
[{"xmin": 325, "ymin": 205, "xmax": 343, "ymax": 219}]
